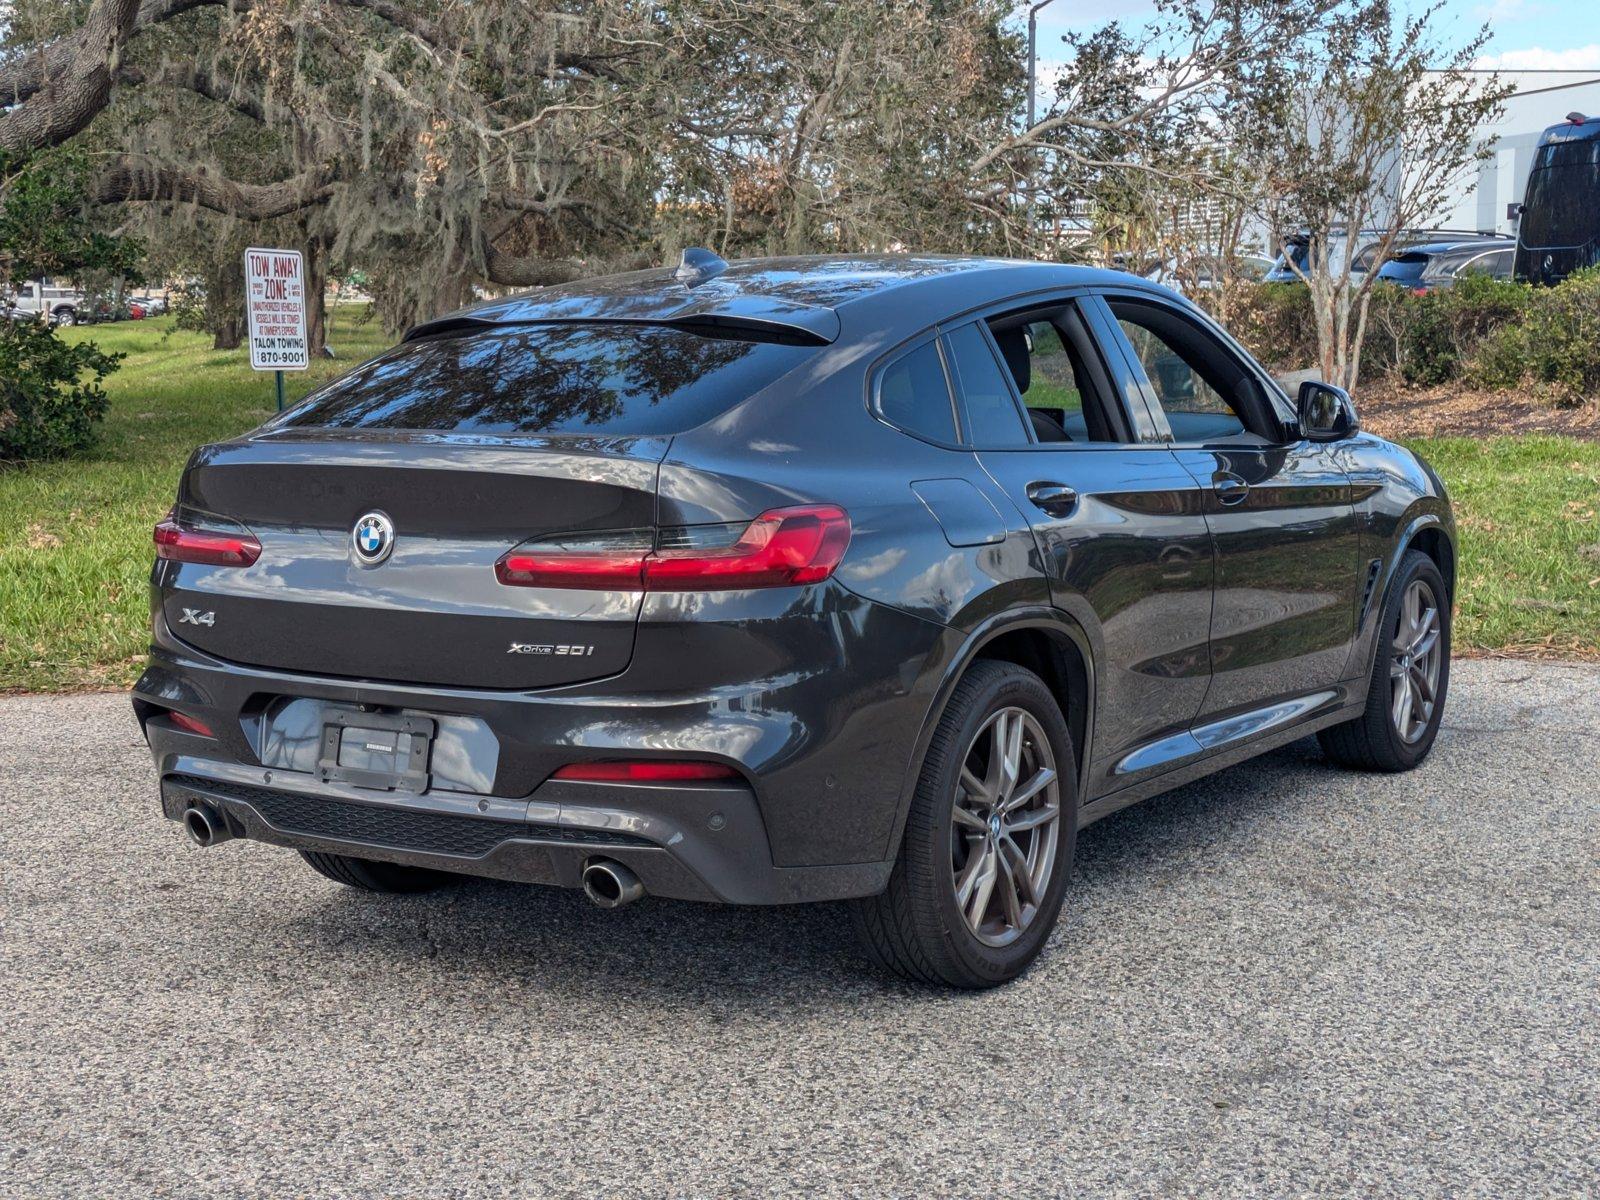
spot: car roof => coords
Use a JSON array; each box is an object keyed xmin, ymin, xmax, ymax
[
  {"xmin": 404, "ymin": 254, "xmax": 1156, "ymax": 346},
  {"xmin": 1537, "ymin": 116, "xmax": 1600, "ymax": 147},
  {"xmin": 1394, "ymin": 239, "xmax": 1515, "ymax": 257}
]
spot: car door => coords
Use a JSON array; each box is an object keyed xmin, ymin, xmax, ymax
[
  {"xmin": 1096, "ymin": 292, "xmax": 1364, "ymax": 721},
  {"xmin": 939, "ymin": 299, "xmax": 1216, "ymax": 796}
]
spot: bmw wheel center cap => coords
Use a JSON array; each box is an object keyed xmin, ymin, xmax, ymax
[{"xmin": 351, "ymin": 511, "xmax": 395, "ymax": 566}]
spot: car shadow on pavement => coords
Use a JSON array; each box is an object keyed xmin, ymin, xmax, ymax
[{"xmin": 276, "ymin": 737, "xmax": 1341, "ymax": 1003}]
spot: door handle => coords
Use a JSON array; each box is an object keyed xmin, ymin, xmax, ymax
[
  {"xmin": 1026, "ymin": 482, "xmax": 1078, "ymax": 516},
  {"xmin": 1212, "ymin": 472, "xmax": 1250, "ymax": 506}
]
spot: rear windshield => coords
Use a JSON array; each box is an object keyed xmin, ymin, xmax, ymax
[
  {"xmin": 272, "ymin": 323, "xmax": 814, "ymax": 436},
  {"xmin": 1521, "ymin": 140, "xmax": 1600, "ymax": 249}
]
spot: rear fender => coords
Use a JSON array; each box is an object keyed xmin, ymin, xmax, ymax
[{"xmin": 880, "ymin": 607, "xmax": 1098, "ymax": 860}]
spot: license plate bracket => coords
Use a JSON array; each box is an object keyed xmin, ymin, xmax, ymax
[{"xmin": 317, "ymin": 710, "xmax": 435, "ymax": 793}]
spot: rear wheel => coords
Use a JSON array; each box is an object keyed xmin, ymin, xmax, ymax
[
  {"xmin": 1319, "ymin": 550, "xmax": 1450, "ymax": 772},
  {"xmin": 852, "ymin": 660, "xmax": 1077, "ymax": 989},
  {"xmin": 299, "ymin": 850, "xmax": 454, "ymax": 893}
]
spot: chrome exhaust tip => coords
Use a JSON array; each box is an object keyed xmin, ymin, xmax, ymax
[
  {"xmin": 182, "ymin": 804, "xmax": 232, "ymax": 848},
  {"xmin": 581, "ymin": 859, "xmax": 644, "ymax": 909}
]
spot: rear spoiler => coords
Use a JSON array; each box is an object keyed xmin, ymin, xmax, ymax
[
  {"xmin": 404, "ymin": 312, "xmax": 835, "ymax": 347},
  {"xmin": 405, "ymin": 291, "xmax": 842, "ymax": 346}
]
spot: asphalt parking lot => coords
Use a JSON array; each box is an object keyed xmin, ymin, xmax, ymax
[{"xmin": 2, "ymin": 657, "xmax": 1597, "ymax": 1198}]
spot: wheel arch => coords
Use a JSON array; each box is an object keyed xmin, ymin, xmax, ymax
[
  {"xmin": 881, "ymin": 608, "xmax": 1097, "ymax": 860},
  {"xmin": 1360, "ymin": 509, "xmax": 1456, "ymax": 680}
]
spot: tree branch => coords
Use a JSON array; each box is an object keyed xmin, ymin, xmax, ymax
[
  {"xmin": 0, "ymin": 0, "xmax": 141, "ymax": 156},
  {"xmin": 93, "ymin": 155, "xmax": 335, "ymax": 219}
]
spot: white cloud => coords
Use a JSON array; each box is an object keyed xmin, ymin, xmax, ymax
[{"xmin": 1474, "ymin": 45, "xmax": 1600, "ymax": 70}]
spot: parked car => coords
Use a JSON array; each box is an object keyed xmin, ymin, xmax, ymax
[
  {"xmin": 1375, "ymin": 238, "xmax": 1516, "ymax": 293},
  {"xmin": 1265, "ymin": 228, "xmax": 1505, "ymax": 285},
  {"xmin": 5, "ymin": 280, "xmax": 84, "ymax": 326},
  {"xmin": 1514, "ymin": 112, "xmax": 1600, "ymax": 287},
  {"xmin": 134, "ymin": 252, "xmax": 1455, "ymax": 987}
]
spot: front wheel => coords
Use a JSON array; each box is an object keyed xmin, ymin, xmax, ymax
[
  {"xmin": 1319, "ymin": 549, "xmax": 1450, "ymax": 772},
  {"xmin": 852, "ymin": 660, "xmax": 1077, "ymax": 988}
]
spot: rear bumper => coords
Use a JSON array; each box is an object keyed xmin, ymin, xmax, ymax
[
  {"xmin": 135, "ymin": 581, "xmax": 952, "ymax": 901},
  {"xmin": 158, "ymin": 764, "xmax": 890, "ymax": 904}
]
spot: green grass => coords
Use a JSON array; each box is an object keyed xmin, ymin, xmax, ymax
[
  {"xmin": 0, "ymin": 307, "xmax": 391, "ymax": 692},
  {"xmin": 1407, "ymin": 436, "xmax": 1600, "ymax": 658},
  {"xmin": 1, "ymin": 314, "xmax": 1596, "ymax": 692}
]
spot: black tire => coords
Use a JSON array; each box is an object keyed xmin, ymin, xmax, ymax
[
  {"xmin": 298, "ymin": 850, "xmax": 455, "ymax": 893},
  {"xmin": 852, "ymin": 659, "xmax": 1078, "ymax": 989},
  {"xmin": 1319, "ymin": 549, "xmax": 1450, "ymax": 772}
]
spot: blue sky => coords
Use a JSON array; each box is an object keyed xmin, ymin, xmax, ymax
[{"xmin": 1025, "ymin": 0, "xmax": 1600, "ymax": 74}]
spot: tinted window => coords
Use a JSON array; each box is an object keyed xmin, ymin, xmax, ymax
[
  {"xmin": 877, "ymin": 340, "xmax": 957, "ymax": 443},
  {"xmin": 1379, "ymin": 253, "xmax": 1430, "ymax": 284},
  {"xmin": 1113, "ymin": 307, "xmax": 1250, "ymax": 442},
  {"xmin": 1522, "ymin": 140, "xmax": 1600, "ymax": 248},
  {"xmin": 944, "ymin": 323, "xmax": 1029, "ymax": 446},
  {"xmin": 1459, "ymin": 248, "xmax": 1513, "ymax": 279},
  {"xmin": 274, "ymin": 323, "xmax": 813, "ymax": 436}
]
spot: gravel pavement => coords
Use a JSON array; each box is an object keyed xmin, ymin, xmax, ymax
[{"xmin": 2, "ymin": 658, "xmax": 1597, "ymax": 1198}]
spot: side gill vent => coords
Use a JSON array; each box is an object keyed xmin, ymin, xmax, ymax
[{"xmin": 1358, "ymin": 558, "xmax": 1383, "ymax": 624}]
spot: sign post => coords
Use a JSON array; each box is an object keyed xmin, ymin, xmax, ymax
[{"xmin": 244, "ymin": 247, "xmax": 309, "ymax": 409}]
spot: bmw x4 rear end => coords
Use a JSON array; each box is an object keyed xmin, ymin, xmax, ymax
[{"xmin": 138, "ymin": 261, "xmax": 961, "ymax": 959}]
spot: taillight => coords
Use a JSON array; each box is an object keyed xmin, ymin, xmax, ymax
[
  {"xmin": 167, "ymin": 711, "xmax": 215, "ymax": 738},
  {"xmin": 495, "ymin": 505, "xmax": 850, "ymax": 592},
  {"xmin": 551, "ymin": 760, "xmax": 739, "ymax": 783},
  {"xmin": 494, "ymin": 530, "xmax": 653, "ymax": 590},
  {"xmin": 154, "ymin": 509, "xmax": 261, "ymax": 567}
]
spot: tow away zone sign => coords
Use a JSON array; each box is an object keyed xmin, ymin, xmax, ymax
[{"xmin": 245, "ymin": 247, "xmax": 308, "ymax": 371}]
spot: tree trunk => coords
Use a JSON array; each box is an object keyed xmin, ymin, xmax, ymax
[
  {"xmin": 303, "ymin": 235, "xmax": 328, "ymax": 358},
  {"xmin": 208, "ymin": 255, "xmax": 245, "ymax": 350}
]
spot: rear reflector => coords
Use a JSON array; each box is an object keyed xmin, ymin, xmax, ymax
[
  {"xmin": 154, "ymin": 510, "xmax": 261, "ymax": 567},
  {"xmin": 496, "ymin": 505, "xmax": 850, "ymax": 591},
  {"xmin": 167, "ymin": 711, "xmax": 215, "ymax": 738},
  {"xmin": 551, "ymin": 760, "xmax": 739, "ymax": 783}
]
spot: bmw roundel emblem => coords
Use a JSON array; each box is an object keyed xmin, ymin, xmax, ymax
[{"xmin": 351, "ymin": 511, "xmax": 395, "ymax": 566}]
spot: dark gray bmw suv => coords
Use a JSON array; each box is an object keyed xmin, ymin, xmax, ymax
[{"xmin": 134, "ymin": 253, "xmax": 1454, "ymax": 987}]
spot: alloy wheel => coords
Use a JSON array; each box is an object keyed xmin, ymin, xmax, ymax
[
  {"xmin": 1390, "ymin": 578, "xmax": 1442, "ymax": 744},
  {"xmin": 949, "ymin": 706, "xmax": 1062, "ymax": 947}
]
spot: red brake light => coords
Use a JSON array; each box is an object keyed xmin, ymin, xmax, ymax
[
  {"xmin": 647, "ymin": 505, "xmax": 851, "ymax": 590},
  {"xmin": 155, "ymin": 511, "xmax": 261, "ymax": 567},
  {"xmin": 551, "ymin": 760, "xmax": 739, "ymax": 783},
  {"xmin": 495, "ymin": 505, "xmax": 850, "ymax": 592},
  {"xmin": 168, "ymin": 711, "xmax": 215, "ymax": 738}
]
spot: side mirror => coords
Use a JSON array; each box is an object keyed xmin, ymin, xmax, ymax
[{"xmin": 1297, "ymin": 380, "xmax": 1359, "ymax": 441}]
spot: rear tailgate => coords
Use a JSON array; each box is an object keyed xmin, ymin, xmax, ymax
[{"xmin": 160, "ymin": 432, "xmax": 664, "ymax": 689}]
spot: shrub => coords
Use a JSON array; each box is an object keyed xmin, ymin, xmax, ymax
[
  {"xmin": 1216, "ymin": 282, "xmax": 1318, "ymax": 373},
  {"xmin": 0, "ymin": 319, "xmax": 122, "ymax": 463},
  {"xmin": 1409, "ymin": 273, "xmax": 1530, "ymax": 386},
  {"xmin": 1507, "ymin": 269, "xmax": 1600, "ymax": 404}
]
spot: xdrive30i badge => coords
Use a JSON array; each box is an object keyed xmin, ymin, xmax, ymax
[
  {"xmin": 508, "ymin": 643, "xmax": 595, "ymax": 656},
  {"xmin": 351, "ymin": 511, "xmax": 395, "ymax": 566}
]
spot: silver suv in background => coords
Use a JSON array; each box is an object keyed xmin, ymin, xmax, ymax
[{"xmin": 1264, "ymin": 229, "xmax": 1506, "ymax": 285}]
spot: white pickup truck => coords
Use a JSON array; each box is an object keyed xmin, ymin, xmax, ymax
[{"xmin": 3, "ymin": 281, "xmax": 85, "ymax": 326}]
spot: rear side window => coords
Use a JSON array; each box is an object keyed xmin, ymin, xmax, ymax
[
  {"xmin": 875, "ymin": 340, "xmax": 958, "ymax": 443},
  {"xmin": 272, "ymin": 323, "xmax": 814, "ymax": 436},
  {"xmin": 943, "ymin": 323, "xmax": 1029, "ymax": 446}
]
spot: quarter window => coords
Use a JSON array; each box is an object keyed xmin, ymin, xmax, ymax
[{"xmin": 876, "ymin": 339, "xmax": 958, "ymax": 443}]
